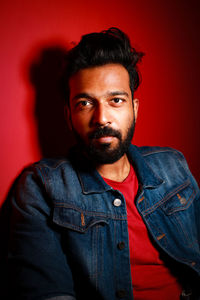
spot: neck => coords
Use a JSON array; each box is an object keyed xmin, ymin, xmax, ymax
[{"xmin": 96, "ymin": 154, "xmax": 131, "ymax": 182}]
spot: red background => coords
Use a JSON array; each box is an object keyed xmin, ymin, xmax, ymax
[{"xmin": 0, "ymin": 0, "xmax": 199, "ymax": 206}]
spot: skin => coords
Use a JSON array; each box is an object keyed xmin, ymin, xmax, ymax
[{"xmin": 67, "ymin": 63, "xmax": 139, "ymax": 181}]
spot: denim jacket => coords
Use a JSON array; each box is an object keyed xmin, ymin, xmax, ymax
[{"xmin": 8, "ymin": 145, "xmax": 200, "ymax": 300}]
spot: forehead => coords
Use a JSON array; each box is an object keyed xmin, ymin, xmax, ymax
[{"xmin": 69, "ymin": 64, "xmax": 131, "ymax": 99}]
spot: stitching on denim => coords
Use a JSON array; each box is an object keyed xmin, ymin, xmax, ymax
[
  {"xmin": 143, "ymin": 180, "xmax": 191, "ymax": 216},
  {"xmin": 138, "ymin": 196, "xmax": 144, "ymax": 203},
  {"xmin": 54, "ymin": 219, "xmax": 109, "ymax": 232},
  {"xmin": 54, "ymin": 203, "xmax": 127, "ymax": 220},
  {"xmin": 34, "ymin": 165, "xmax": 48, "ymax": 192},
  {"xmin": 142, "ymin": 148, "xmax": 178, "ymax": 157},
  {"xmin": 165, "ymin": 189, "xmax": 195, "ymax": 214},
  {"xmin": 36, "ymin": 165, "xmax": 51, "ymax": 196},
  {"xmin": 39, "ymin": 159, "xmax": 69, "ymax": 169},
  {"xmin": 146, "ymin": 218, "xmax": 168, "ymax": 248},
  {"xmin": 143, "ymin": 196, "xmax": 148, "ymax": 211},
  {"xmin": 174, "ymin": 213, "xmax": 199, "ymax": 249},
  {"xmin": 150, "ymin": 217, "xmax": 195, "ymax": 264}
]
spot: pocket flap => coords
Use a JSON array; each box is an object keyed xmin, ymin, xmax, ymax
[
  {"xmin": 161, "ymin": 181, "xmax": 196, "ymax": 214},
  {"xmin": 53, "ymin": 205, "xmax": 108, "ymax": 232}
]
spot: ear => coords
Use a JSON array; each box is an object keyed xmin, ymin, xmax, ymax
[
  {"xmin": 133, "ymin": 98, "xmax": 139, "ymax": 121},
  {"xmin": 64, "ymin": 105, "xmax": 72, "ymax": 130}
]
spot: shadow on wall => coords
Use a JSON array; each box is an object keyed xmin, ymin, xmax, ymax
[
  {"xmin": 29, "ymin": 45, "xmax": 76, "ymax": 158},
  {"xmin": 0, "ymin": 45, "xmax": 77, "ymax": 296}
]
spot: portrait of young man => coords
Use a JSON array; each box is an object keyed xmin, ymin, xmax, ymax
[{"xmin": 6, "ymin": 28, "xmax": 200, "ymax": 300}]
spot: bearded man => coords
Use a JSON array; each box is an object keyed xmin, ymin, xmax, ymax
[{"xmin": 7, "ymin": 28, "xmax": 200, "ymax": 300}]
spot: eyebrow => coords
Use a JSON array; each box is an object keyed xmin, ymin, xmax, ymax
[
  {"xmin": 107, "ymin": 91, "xmax": 129, "ymax": 97},
  {"xmin": 72, "ymin": 93, "xmax": 94, "ymax": 102},
  {"xmin": 71, "ymin": 91, "xmax": 129, "ymax": 102}
]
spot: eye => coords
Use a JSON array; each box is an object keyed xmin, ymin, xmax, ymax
[
  {"xmin": 75, "ymin": 100, "xmax": 93, "ymax": 110},
  {"xmin": 111, "ymin": 98, "xmax": 124, "ymax": 105},
  {"xmin": 80, "ymin": 100, "xmax": 90, "ymax": 106}
]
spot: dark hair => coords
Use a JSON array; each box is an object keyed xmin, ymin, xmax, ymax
[{"xmin": 62, "ymin": 27, "xmax": 144, "ymax": 105}]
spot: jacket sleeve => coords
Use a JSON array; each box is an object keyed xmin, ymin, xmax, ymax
[
  {"xmin": 179, "ymin": 150, "xmax": 200, "ymax": 243},
  {"xmin": 8, "ymin": 165, "xmax": 76, "ymax": 300}
]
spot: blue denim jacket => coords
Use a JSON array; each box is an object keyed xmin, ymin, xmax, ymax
[{"xmin": 8, "ymin": 145, "xmax": 200, "ymax": 300}]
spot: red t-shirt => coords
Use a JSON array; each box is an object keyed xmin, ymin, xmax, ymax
[{"xmin": 103, "ymin": 165, "xmax": 182, "ymax": 299}]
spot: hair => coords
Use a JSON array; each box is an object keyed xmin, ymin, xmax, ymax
[{"xmin": 62, "ymin": 27, "xmax": 144, "ymax": 105}]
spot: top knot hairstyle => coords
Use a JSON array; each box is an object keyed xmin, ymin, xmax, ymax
[{"xmin": 62, "ymin": 27, "xmax": 144, "ymax": 105}]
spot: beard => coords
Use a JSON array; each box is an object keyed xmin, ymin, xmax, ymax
[{"xmin": 73, "ymin": 118, "xmax": 135, "ymax": 164}]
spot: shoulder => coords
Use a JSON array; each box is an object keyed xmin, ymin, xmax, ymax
[
  {"xmin": 10, "ymin": 156, "xmax": 78, "ymax": 208},
  {"xmin": 136, "ymin": 145, "xmax": 183, "ymax": 157},
  {"xmin": 134, "ymin": 145, "xmax": 186, "ymax": 165},
  {"xmin": 131, "ymin": 145, "xmax": 199, "ymax": 190},
  {"xmin": 20, "ymin": 156, "xmax": 76, "ymax": 181},
  {"xmin": 135, "ymin": 145, "xmax": 188, "ymax": 170},
  {"xmin": 34, "ymin": 157, "xmax": 72, "ymax": 170}
]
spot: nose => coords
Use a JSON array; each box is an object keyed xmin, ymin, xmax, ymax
[{"xmin": 90, "ymin": 102, "xmax": 111, "ymax": 127}]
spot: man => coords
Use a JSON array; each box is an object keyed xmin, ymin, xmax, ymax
[{"xmin": 7, "ymin": 28, "xmax": 200, "ymax": 299}]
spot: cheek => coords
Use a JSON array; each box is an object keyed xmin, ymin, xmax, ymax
[
  {"xmin": 71, "ymin": 114, "xmax": 89, "ymax": 135},
  {"xmin": 122, "ymin": 110, "xmax": 134, "ymax": 132},
  {"xmin": 120, "ymin": 107, "xmax": 134, "ymax": 124}
]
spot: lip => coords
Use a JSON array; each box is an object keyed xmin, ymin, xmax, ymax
[{"xmin": 95, "ymin": 136, "xmax": 115, "ymax": 143}]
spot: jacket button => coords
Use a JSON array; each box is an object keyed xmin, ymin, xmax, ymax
[
  {"xmin": 116, "ymin": 290, "xmax": 126, "ymax": 298},
  {"xmin": 113, "ymin": 198, "xmax": 122, "ymax": 207},
  {"xmin": 117, "ymin": 242, "xmax": 125, "ymax": 250}
]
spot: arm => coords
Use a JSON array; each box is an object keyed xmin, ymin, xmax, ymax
[{"xmin": 8, "ymin": 165, "xmax": 76, "ymax": 300}]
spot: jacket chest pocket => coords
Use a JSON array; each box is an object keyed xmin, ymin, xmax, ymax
[
  {"xmin": 160, "ymin": 181, "xmax": 199, "ymax": 250},
  {"xmin": 161, "ymin": 180, "xmax": 196, "ymax": 215},
  {"xmin": 52, "ymin": 204, "xmax": 109, "ymax": 285},
  {"xmin": 52, "ymin": 204, "xmax": 108, "ymax": 232}
]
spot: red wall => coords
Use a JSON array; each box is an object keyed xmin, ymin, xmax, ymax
[{"xmin": 0, "ymin": 0, "xmax": 199, "ymax": 205}]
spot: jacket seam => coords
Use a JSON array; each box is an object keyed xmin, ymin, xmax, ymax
[
  {"xmin": 141, "ymin": 148, "xmax": 179, "ymax": 156},
  {"xmin": 143, "ymin": 179, "xmax": 192, "ymax": 216}
]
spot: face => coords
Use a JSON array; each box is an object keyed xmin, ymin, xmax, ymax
[{"xmin": 67, "ymin": 64, "xmax": 139, "ymax": 164}]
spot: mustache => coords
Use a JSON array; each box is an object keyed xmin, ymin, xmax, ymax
[{"xmin": 88, "ymin": 126, "xmax": 122, "ymax": 140}]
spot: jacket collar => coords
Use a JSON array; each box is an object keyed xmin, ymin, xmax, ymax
[
  {"xmin": 127, "ymin": 145, "xmax": 163, "ymax": 188},
  {"xmin": 71, "ymin": 144, "xmax": 163, "ymax": 194}
]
